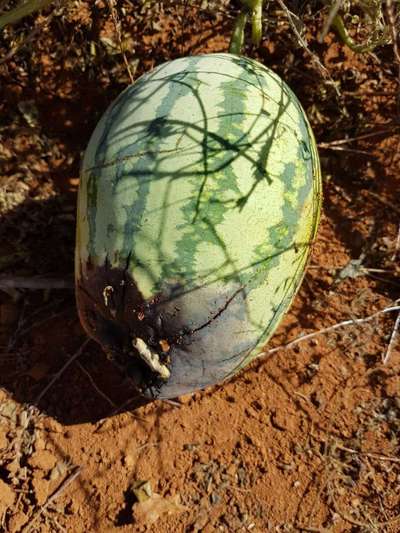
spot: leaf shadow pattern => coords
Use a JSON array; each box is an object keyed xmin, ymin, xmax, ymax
[{"xmin": 76, "ymin": 54, "xmax": 321, "ymax": 401}]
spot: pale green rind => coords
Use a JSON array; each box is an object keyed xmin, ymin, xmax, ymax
[{"xmin": 76, "ymin": 53, "xmax": 321, "ymax": 371}]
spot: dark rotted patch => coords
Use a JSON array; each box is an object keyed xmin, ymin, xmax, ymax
[
  {"xmin": 76, "ymin": 259, "xmax": 172, "ymax": 397},
  {"xmin": 75, "ymin": 259, "xmax": 254, "ymax": 399}
]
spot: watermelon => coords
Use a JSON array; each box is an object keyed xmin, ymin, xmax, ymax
[{"xmin": 75, "ymin": 53, "xmax": 321, "ymax": 399}]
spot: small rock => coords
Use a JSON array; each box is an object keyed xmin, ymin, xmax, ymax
[
  {"xmin": 123, "ymin": 454, "xmax": 135, "ymax": 468},
  {"xmin": 351, "ymin": 497, "xmax": 361, "ymax": 507},
  {"xmin": 133, "ymin": 492, "xmax": 187, "ymax": 525},
  {"xmin": 244, "ymin": 406, "xmax": 258, "ymax": 419},
  {"xmin": 131, "ymin": 480, "xmax": 152, "ymax": 502},
  {"xmin": 210, "ymin": 492, "xmax": 220, "ymax": 504}
]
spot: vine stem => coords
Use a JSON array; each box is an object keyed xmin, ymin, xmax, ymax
[
  {"xmin": 229, "ymin": 9, "xmax": 248, "ymax": 54},
  {"xmin": 0, "ymin": 0, "xmax": 53, "ymax": 30}
]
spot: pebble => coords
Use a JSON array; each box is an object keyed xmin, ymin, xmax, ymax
[{"xmin": 123, "ymin": 454, "xmax": 135, "ymax": 468}]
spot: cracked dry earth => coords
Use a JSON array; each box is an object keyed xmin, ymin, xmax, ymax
[{"xmin": 1, "ymin": 2, "xmax": 400, "ymax": 532}]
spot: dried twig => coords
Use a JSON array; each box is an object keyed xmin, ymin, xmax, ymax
[
  {"xmin": 35, "ymin": 338, "xmax": 91, "ymax": 404},
  {"xmin": 383, "ymin": 310, "xmax": 400, "ymax": 365},
  {"xmin": 275, "ymin": 0, "xmax": 337, "ymax": 92},
  {"xmin": 319, "ymin": 0, "xmax": 342, "ymax": 43},
  {"xmin": 162, "ymin": 399, "xmax": 181, "ymax": 407},
  {"xmin": 94, "ymin": 395, "xmax": 149, "ymax": 433},
  {"xmin": 295, "ymin": 525, "xmax": 328, "ymax": 533},
  {"xmin": 318, "ymin": 146, "xmax": 373, "ymax": 156},
  {"xmin": 7, "ymin": 298, "xmax": 72, "ymax": 351},
  {"xmin": 264, "ymin": 303, "xmax": 400, "ymax": 356},
  {"xmin": 0, "ymin": 276, "xmax": 73, "ymax": 290},
  {"xmin": 367, "ymin": 190, "xmax": 400, "ymax": 216},
  {"xmin": 329, "ymin": 478, "xmax": 400, "ymax": 528},
  {"xmin": 386, "ymin": 0, "xmax": 400, "ymax": 110},
  {"xmin": 0, "ymin": 16, "xmax": 45, "ymax": 65},
  {"xmin": 22, "ymin": 466, "xmax": 82, "ymax": 533},
  {"xmin": 11, "ymin": 308, "xmax": 72, "ymax": 345},
  {"xmin": 107, "ymin": 0, "xmax": 134, "ymax": 84},
  {"xmin": 136, "ymin": 441, "xmax": 160, "ymax": 452},
  {"xmin": 317, "ymin": 127, "xmax": 400, "ymax": 148},
  {"xmin": 75, "ymin": 360, "xmax": 117, "ymax": 408},
  {"xmin": 392, "ymin": 223, "xmax": 400, "ymax": 261},
  {"xmin": 335, "ymin": 443, "xmax": 400, "ymax": 464}
]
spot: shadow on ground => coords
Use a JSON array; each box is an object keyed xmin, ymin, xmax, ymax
[{"xmin": 0, "ymin": 195, "xmax": 150, "ymax": 424}]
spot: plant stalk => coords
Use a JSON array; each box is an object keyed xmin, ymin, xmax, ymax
[
  {"xmin": 229, "ymin": 8, "xmax": 248, "ymax": 54},
  {"xmin": 0, "ymin": 0, "xmax": 53, "ymax": 30}
]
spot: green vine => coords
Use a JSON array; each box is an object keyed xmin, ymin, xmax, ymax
[
  {"xmin": 0, "ymin": 0, "xmax": 54, "ymax": 30},
  {"xmin": 229, "ymin": 0, "xmax": 264, "ymax": 55},
  {"xmin": 320, "ymin": 0, "xmax": 390, "ymax": 53},
  {"xmin": 331, "ymin": 12, "xmax": 389, "ymax": 53},
  {"xmin": 229, "ymin": 8, "xmax": 248, "ymax": 55}
]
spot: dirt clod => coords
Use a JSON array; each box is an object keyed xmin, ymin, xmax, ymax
[
  {"xmin": 0, "ymin": 479, "xmax": 16, "ymax": 515},
  {"xmin": 28, "ymin": 450, "xmax": 57, "ymax": 472}
]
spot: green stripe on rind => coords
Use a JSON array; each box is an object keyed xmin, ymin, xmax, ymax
[{"xmin": 76, "ymin": 53, "xmax": 322, "ymax": 360}]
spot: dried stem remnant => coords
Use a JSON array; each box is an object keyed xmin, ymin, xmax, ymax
[{"xmin": 132, "ymin": 337, "xmax": 170, "ymax": 380}]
